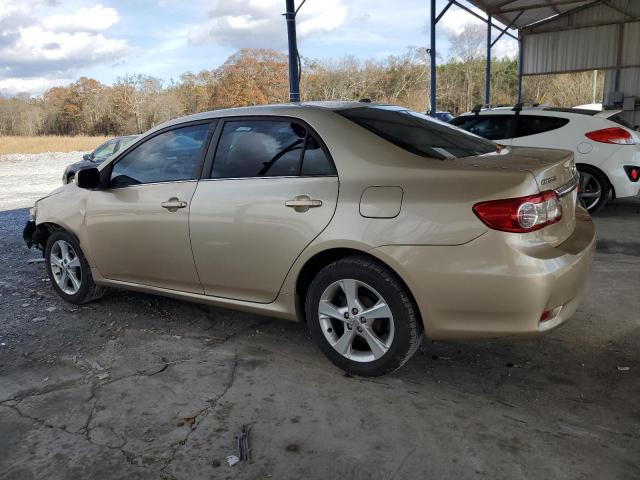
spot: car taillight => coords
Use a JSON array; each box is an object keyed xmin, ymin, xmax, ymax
[
  {"xmin": 624, "ymin": 166, "xmax": 640, "ymax": 182},
  {"xmin": 473, "ymin": 191, "xmax": 562, "ymax": 233},
  {"xmin": 585, "ymin": 127, "xmax": 634, "ymax": 145}
]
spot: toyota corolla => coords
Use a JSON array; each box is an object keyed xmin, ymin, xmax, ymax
[{"xmin": 24, "ymin": 102, "xmax": 596, "ymax": 376}]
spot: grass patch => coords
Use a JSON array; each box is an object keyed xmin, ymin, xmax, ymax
[{"xmin": 0, "ymin": 136, "xmax": 110, "ymax": 155}]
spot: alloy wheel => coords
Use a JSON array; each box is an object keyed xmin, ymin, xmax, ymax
[
  {"xmin": 49, "ymin": 239, "xmax": 82, "ymax": 295},
  {"xmin": 318, "ymin": 279, "xmax": 395, "ymax": 363},
  {"xmin": 578, "ymin": 171, "xmax": 603, "ymax": 211}
]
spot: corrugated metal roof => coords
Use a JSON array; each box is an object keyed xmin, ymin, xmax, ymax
[{"xmin": 465, "ymin": 0, "xmax": 597, "ymax": 29}]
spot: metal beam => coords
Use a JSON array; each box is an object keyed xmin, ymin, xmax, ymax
[
  {"xmin": 614, "ymin": 22, "xmax": 624, "ymax": 92},
  {"xmin": 485, "ymin": 14, "xmax": 491, "ymax": 105},
  {"xmin": 435, "ymin": 0, "xmax": 454, "ymax": 24},
  {"xmin": 522, "ymin": 63, "xmax": 640, "ymax": 76},
  {"xmin": 285, "ymin": 0, "xmax": 300, "ymax": 103},
  {"xmin": 430, "ymin": 0, "xmax": 437, "ymax": 116},
  {"xmin": 451, "ymin": 1, "xmax": 518, "ymax": 40},
  {"xmin": 523, "ymin": 17, "xmax": 640, "ymax": 34},
  {"xmin": 491, "ymin": 11, "xmax": 523, "ymax": 47},
  {"xmin": 601, "ymin": 0, "xmax": 640, "ymax": 20},
  {"xmin": 492, "ymin": 0, "xmax": 588, "ymax": 15},
  {"xmin": 517, "ymin": 37, "xmax": 523, "ymax": 103}
]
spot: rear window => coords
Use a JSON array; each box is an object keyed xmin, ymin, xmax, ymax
[
  {"xmin": 451, "ymin": 115, "xmax": 514, "ymax": 140},
  {"xmin": 337, "ymin": 106, "xmax": 496, "ymax": 160},
  {"xmin": 513, "ymin": 115, "xmax": 569, "ymax": 138}
]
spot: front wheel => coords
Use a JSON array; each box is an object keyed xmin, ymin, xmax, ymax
[
  {"xmin": 305, "ymin": 256, "xmax": 423, "ymax": 377},
  {"xmin": 45, "ymin": 230, "xmax": 105, "ymax": 304}
]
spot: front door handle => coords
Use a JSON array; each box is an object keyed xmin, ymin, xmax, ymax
[
  {"xmin": 285, "ymin": 195, "xmax": 323, "ymax": 212},
  {"xmin": 161, "ymin": 197, "xmax": 187, "ymax": 212}
]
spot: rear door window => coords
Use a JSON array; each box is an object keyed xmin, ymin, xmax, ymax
[
  {"xmin": 337, "ymin": 106, "xmax": 496, "ymax": 159},
  {"xmin": 513, "ymin": 115, "xmax": 569, "ymax": 138},
  {"xmin": 451, "ymin": 115, "xmax": 514, "ymax": 140},
  {"xmin": 211, "ymin": 119, "xmax": 335, "ymax": 178}
]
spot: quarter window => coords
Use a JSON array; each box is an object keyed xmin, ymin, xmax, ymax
[
  {"xmin": 211, "ymin": 120, "xmax": 335, "ymax": 178},
  {"xmin": 513, "ymin": 115, "xmax": 569, "ymax": 138},
  {"xmin": 110, "ymin": 123, "xmax": 210, "ymax": 188}
]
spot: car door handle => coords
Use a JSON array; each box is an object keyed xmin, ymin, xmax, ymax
[
  {"xmin": 161, "ymin": 198, "xmax": 187, "ymax": 212},
  {"xmin": 285, "ymin": 195, "xmax": 323, "ymax": 212}
]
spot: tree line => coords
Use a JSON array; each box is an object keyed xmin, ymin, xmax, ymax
[{"xmin": 0, "ymin": 45, "xmax": 602, "ymax": 137}]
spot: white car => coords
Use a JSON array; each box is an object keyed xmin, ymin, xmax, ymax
[{"xmin": 452, "ymin": 106, "xmax": 640, "ymax": 212}]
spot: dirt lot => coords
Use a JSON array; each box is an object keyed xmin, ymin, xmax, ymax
[
  {"xmin": 0, "ymin": 136, "xmax": 108, "ymax": 155},
  {"xmin": 0, "ymin": 153, "xmax": 639, "ymax": 480}
]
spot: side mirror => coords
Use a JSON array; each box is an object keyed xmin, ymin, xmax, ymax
[
  {"xmin": 83, "ymin": 153, "xmax": 92, "ymax": 161},
  {"xmin": 76, "ymin": 167, "xmax": 101, "ymax": 189}
]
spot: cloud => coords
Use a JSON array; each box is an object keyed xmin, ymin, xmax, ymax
[
  {"xmin": 42, "ymin": 4, "xmax": 120, "ymax": 32},
  {"xmin": 0, "ymin": 2, "xmax": 130, "ymax": 94},
  {"xmin": 188, "ymin": 0, "xmax": 347, "ymax": 49},
  {"xmin": 0, "ymin": 75, "xmax": 72, "ymax": 97},
  {"xmin": 0, "ymin": 26, "xmax": 130, "ymax": 77},
  {"xmin": 437, "ymin": 6, "xmax": 518, "ymax": 59}
]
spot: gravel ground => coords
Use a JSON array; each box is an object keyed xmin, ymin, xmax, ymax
[
  {"xmin": 0, "ymin": 152, "xmax": 83, "ymax": 210},
  {"xmin": 0, "ymin": 153, "xmax": 639, "ymax": 480}
]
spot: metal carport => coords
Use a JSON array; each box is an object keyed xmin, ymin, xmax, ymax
[{"xmin": 284, "ymin": 0, "xmax": 640, "ymax": 124}]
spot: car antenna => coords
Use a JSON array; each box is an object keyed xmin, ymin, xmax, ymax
[
  {"xmin": 359, "ymin": 98, "xmax": 372, "ymax": 103},
  {"xmin": 472, "ymin": 104, "xmax": 483, "ymax": 116}
]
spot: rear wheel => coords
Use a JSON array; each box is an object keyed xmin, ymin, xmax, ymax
[
  {"xmin": 578, "ymin": 165, "xmax": 609, "ymax": 213},
  {"xmin": 45, "ymin": 230, "xmax": 105, "ymax": 304},
  {"xmin": 305, "ymin": 256, "xmax": 423, "ymax": 377}
]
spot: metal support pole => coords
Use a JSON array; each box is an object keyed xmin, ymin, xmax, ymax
[
  {"xmin": 517, "ymin": 37, "xmax": 524, "ymax": 103},
  {"xmin": 285, "ymin": 0, "xmax": 300, "ymax": 103},
  {"xmin": 430, "ymin": 0, "xmax": 436, "ymax": 116},
  {"xmin": 485, "ymin": 15, "xmax": 491, "ymax": 105}
]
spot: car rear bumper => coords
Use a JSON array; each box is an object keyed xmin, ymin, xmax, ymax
[
  {"xmin": 602, "ymin": 146, "xmax": 640, "ymax": 198},
  {"xmin": 370, "ymin": 208, "xmax": 596, "ymax": 340}
]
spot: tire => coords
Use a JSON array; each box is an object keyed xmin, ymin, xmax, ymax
[
  {"xmin": 45, "ymin": 230, "xmax": 105, "ymax": 304},
  {"xmin": 305, "ymin": 255, "xmax": 423, "ymax": 377},
  {"xmin": 578, "ymin": 165, "xmax": 609, "ymax": 213}
]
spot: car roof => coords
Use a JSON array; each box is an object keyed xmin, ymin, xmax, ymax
[
  {"xmin": 457, "ymin": 106, "xmax": 603, "ymax": 118},
  {"xmin": 153, "ymin": 101, "xmax": 396, "ymax": 130}
]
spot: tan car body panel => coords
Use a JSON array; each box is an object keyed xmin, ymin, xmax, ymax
[
  {"xmin": 32, "ymin": 102, "xmax": 596, "ymax": 338},
  {"xmin": 189, "ymin": 176, "xmax": 339, "ymax": 303},
  {"xmin": 85, "ymin": 181, "xmax": 202, "ymax": 293}
]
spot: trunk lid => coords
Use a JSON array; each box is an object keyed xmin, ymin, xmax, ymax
[{"xmin": 456, "ymin": 146, "xmax": 579, "ymax": 246}]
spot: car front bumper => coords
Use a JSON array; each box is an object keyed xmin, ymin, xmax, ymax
[
  {"xmin": 370, "ymin": 208, "xmax": 596, "ymax": 340},
  {"xmin": 23, "ymin": 220, "xmax": 36, "ymax": 248}
]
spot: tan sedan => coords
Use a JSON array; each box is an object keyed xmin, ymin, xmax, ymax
[{"xmin": 24, "ymin": 102, "xmax": 596, "ymax": 376}]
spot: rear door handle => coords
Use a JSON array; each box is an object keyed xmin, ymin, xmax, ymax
[
  {"xmin": 285, "ymin": 195, "xmax": 323, "ymax": 212},
  {"xmin": 161, "ymin": 197, "xmax": 187, "ymax": 212}
]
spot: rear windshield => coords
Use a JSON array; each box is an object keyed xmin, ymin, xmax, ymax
[{"xmin": 337, "ymin": 106, "xmax": 496, "ymax": 160}]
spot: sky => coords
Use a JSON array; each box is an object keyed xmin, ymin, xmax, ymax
[{"xmin": 0, "ymin": 0, "xmax": 518, "ymax": 97}]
